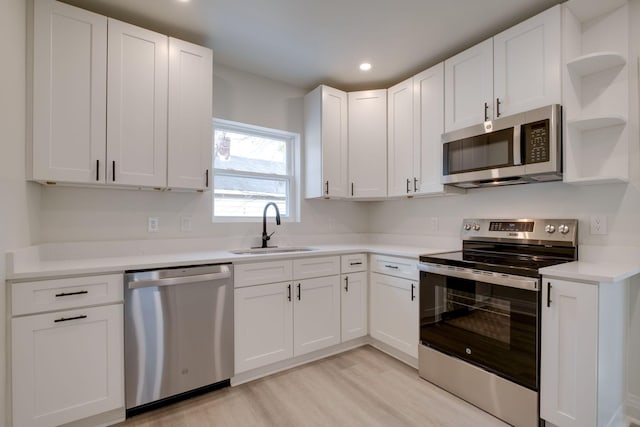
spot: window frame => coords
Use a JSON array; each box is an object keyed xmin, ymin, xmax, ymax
[{"xmin": 211, "ymin": 118, "xmax": 300, "ymax": 223}]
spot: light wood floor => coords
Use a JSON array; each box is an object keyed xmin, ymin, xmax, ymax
[{"xmin": 117, "ymin": 345, "xmax": 509, "ymax": 427}]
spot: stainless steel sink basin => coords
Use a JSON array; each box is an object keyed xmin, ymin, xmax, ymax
[{"xmin": 230, "ymin": 247, "xmax": 315, "ymax": 255}]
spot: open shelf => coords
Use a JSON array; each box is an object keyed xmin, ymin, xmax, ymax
[
  {"xmin": 566, "ymin": 115, "xmax": 626, "ymax": 131},
  {"xmin": 566, "ymin": 52, "xmax": 626, "ymax": 77}
]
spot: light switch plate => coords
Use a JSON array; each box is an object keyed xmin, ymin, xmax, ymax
[
  {"xmin": 590, "ymin": 215, "xmax": 607, "ymax": 235},
  {"xmin": 148, "ymin": 217, "xmax": 159, "ymax": 232},
  {"xmin": 180, "ymin": 216, "xmax": 192, "ymax": 232}
]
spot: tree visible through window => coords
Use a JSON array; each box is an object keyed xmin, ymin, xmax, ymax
[{"xmin": 212, "ymin": 119, "xmax": 298, "ymax": 220}]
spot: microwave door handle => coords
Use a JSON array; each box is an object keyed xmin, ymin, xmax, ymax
[{"xmin": 513, "ymin": 124, "xmax": 522, "ymax": 166}]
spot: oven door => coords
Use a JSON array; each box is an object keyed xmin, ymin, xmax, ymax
[{"xmin": 419, "ymin": 265, "xmax": 540, "ymax": 390}]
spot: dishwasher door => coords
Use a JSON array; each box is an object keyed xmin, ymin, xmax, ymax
[{"xmin": 124, "ymin": 264, "xmax": 233, "ymax": 411}]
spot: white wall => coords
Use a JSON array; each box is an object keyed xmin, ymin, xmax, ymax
[
  {"xmin": 38, "ymin": 63, "xmax": 370, "ymax": 246},
  {"xmin": 0, "ymin": 0, "xmax": 41, "ymax": 425}
]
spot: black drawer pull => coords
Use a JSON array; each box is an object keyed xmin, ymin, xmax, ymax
[
  {"xmin": 411, "ymin": 284, "xmax": 415, "ymax": 301},
  {"xmin": 350, "ymin": 262, "xmax": 363, "ymax": 266},
  {"xmin": 55, "ymin": 290, "xmax": 88, "ymax": 298},
  {"xmin": 54, "ymin": 315, "xmax": 87, "ymax": 323},
  {"xmin": 384, "ymin": 265, "xmax": 399, "ymax": 269},
  {"xmin": 547, "ymin": 282, "xmax": 552, "ymax": 307}
]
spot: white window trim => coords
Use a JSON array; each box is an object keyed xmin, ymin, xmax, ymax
[{"xmin": 212, "ymin": 118, "xmax": 301, "ymax": 223}]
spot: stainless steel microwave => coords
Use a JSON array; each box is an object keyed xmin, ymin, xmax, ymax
[{"xmin": 441, "ymin": 104, "xmax": 562, "ymax": 188}]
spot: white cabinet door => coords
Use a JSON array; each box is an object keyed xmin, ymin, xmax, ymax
[
  {"xmin": 293, "ymin": 276, "xmax": 341, "ymax": 356},
  {"xmin": 234, "ymin": 282, "xmax": 293, "ymax": 373},
  {"xmin": 493, "ymin": 5, "xmax": 561, "ymax": 117},
  {"xmin": 304, "ymin": 85, "xmax": 348, "ymax": 198},
  {"xmin": 413, "ymin": 62, "xmax": 445, "ymax": 195},
  {"xmin": 107, "ymin": 18, "xmax": 168, "ymax": 187},
  {"xmin": 32, "ymin": 0, "xmax": 107, "ymax": 184},
  {"xmin": 12, "ymin": 304, "xmax": 124, "ymax": 427},
  {"xmin": 387, "ymin": 77, "xmax": 415, "ymax": 196},
  {"xmin": 370, "ymin": 272, "xmax": 419, "ymax": 358},
  {"xmin": 540, "ymin": 278, "xmax": 598, "ymax": 427},
  {"xmin": 341, "ymin": 272, "xmax": 368, "ymax": 341},
  {"xmin": 167, "ymin": 38, "xmax": 213, "ymax": 190},
  {"xmin": 348, "ymin": 89, "xmax": 387, "ymax": 198},
  {"xmin": 444, "ymin": 38, "xmax": 493, "ymax": 132}
]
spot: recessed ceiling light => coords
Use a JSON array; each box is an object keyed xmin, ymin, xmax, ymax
[
  {"xmin": 359, "ymin": 63, "xmax": 372, "ymax": 71},
  {"xmin": 177, "ymin": 0, "xmax": 190, "ymax": 3}
]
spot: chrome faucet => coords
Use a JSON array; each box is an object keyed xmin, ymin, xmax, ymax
[{"xmin": 261, "ymin": 202, "xmax": 281, "ymax": 248}]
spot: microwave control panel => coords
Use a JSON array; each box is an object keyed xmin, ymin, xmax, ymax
[{"xmin": 523, "ymin": 119, "xmax": 549, "ymax": 164}]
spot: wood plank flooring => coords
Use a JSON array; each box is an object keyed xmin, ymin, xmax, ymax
[{"xmin": 117, "ymin": 345, "xmax": 509, "ymax": 427}]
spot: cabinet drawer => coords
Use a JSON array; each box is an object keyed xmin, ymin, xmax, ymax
[
  {"xmin": 11, "ymin": 274, "xmax": 123, "ymax": 316},
  {"xmin": 235, "ymin": 260, "xmax": 293, "ymax": 288},
  {"xmin": 341, "ymin": 253, "xmax": 367, "ymax": 273},
  {"xmin": 293, "ymin": 256, "xmax": 340, "ymax": 280},
  {"xmin": 370, "ymin": 254, "xmax": 418, "ymax": 280}
]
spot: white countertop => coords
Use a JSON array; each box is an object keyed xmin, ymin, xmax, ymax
[
  {"xmin": 6, "ymin": 244, "xmax": 447, "ymax": 281},
  {"xmin": 540, "ymin": 260, "xmax": 640, "ymax": 283}
]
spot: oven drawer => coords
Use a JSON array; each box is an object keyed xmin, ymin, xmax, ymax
[{"xmin": 370, "ymin": 254, "xmax": 418, "ymax": 280}]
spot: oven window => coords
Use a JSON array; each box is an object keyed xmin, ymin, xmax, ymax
[
  {"xmin": 443, "ymin": 127, "xmax": 514, "ymax": 175},
  {"xmin": 420, "ymin": 272, "xmax": 539, "ymax": 390}
]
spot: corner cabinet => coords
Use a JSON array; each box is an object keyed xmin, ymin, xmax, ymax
[
  {"xmin": 30, "ymin": 0, "xmax": 212, "ymax": 190},
  {"xmin": 444, "ymin": 5, "xmax": 561, "ymax": 132},
  {"xmin": 304, "ymin": 85, "xmax": 349, "ymax": 198},
  {"xmin": 348, "ymin": 90, "xmax": 387, "ymax": 198},
  {"xmin": 11, "ymin": 274, "xmax": 125, "ymax": 427},
  {"xmin": 540, "ymin": 277, "xmax": 625, "ymax": 427}
]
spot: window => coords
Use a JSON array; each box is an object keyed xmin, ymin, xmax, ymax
[{"xmin": 212, "ymin": 119, "xmax": 299, "ymax": 221}]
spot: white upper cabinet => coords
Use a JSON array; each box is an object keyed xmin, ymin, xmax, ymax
[
  {"xmin": 31, "ymin": 0, "xmax": 107, "ymax": 184},
  {"xmin": 444, "ymin": 38, "xmax": 494, "ymax": 132},
  {"xmin": 387, "ymin": 77, "xmax": 415, "ymax": 197},
  {"xmin": 493, "ymin": 5, "xmax": 561, "ymax": 117},
  {"xmin": 348, "ymin": 89, "xmax": 387, "ymax": 198},
  {"xmin": 445, "ymin": 5, "xmax": 561, "ymax": 132},
  {"xmin": 107, "ymin": 18, "xmax": 168, "ymax": 187},
  {"xmin": 168, "ymin": 38, "xmax": 213, "ymax": 191},
  {"xmin": 30, "ymin": 0, "xmax": 212, "ymax": 190},
  {"xmin": 304, "ymin": 85, "xmax": 349, "ymax": 198}
]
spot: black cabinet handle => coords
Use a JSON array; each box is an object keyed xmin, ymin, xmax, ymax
[
  {"xmin": 496, "ymin": 98, "xmax": 502, "ymax": 118},
  {"xmin": 325, "ymin": 181, "xmax": 329, "ymax": 195},
  {"xmin": 54, "ymin": 315, "xmax": 87, "ymax": 323},
  {"xmin": 55, "ymin": 290, "xmax": 88, "ymax": 298},
  {"xmin": 297, "ymin": 283, "xmax": 301, "ymax": 301},
  {"xmin": 96, "ymin": 160, "xmax": 100, "ymax": 181},
  {"xmin": 547, "ymin": 282, "xmax": 552, "ymax": 307},
  {"xmin": 406, "ymin": 178, "xmax": 410, "ymax": 193},
  {"xmin": 287, "ymin": 284, "xmax": 291, "ymax": 302},
  {"xmin": 484, "ymin": 102, "xmax": 489, "ymax": 121},
  {"xmin": 349, "ymin": 261, "xmax": 362, "ymax": 266},
  {"xmin": 413, "ymin": 177, "xmax": 418, "ymax": 192},
  {"xmin": 345, "ymin": 276, "xmax": 349, "ymax": 292},
  {"xmin": 384, "ymin": 265, "xmax": 399, "ymax": 269},
  {"xmin": 411, "ymin": 284, "xmax": 415, "ymax": 301},
  {"xmin": 112, "ymin": 160, "xmax": 116, "ymax": 182},
  {"xmin": 205, "ymin": 169, "xmax": 209, "ymax": 188},
  {"xmin": 351, "ymin": 182, "xmax": 354, "ymax": 196}
]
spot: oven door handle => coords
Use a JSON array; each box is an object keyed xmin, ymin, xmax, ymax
[{"xmin": 418, "ymin": 263, "xmax": 540, "ymax": 291}]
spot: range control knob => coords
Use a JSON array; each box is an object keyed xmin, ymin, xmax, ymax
[
  {"xmin": 473, "ymin": 223, "xmax": 481, "ymax": 231},
  {"xmin": 545, "ymin": 224, "xmax": 556, "ymax": 234},
  {"xmin": 559, "ymin": 224, "xmax": 570, "ymax": 234},
  {"xmin": 464, "ymin": 223, "xmax": 472, "ymax": 231}
]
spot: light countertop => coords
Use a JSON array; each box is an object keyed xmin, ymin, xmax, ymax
[{"xmin": 540, "ymin": 260, "xmax": 640, "ymax": 283}]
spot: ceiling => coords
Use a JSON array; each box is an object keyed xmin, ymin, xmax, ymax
[{"xmin": 61, "ymin": 0, "xmax": 566, "ymax": 91}]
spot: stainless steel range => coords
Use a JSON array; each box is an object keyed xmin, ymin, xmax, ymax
[{"xmin": 418, "ymin": 218, "xmax": 578, "ymax": 427}]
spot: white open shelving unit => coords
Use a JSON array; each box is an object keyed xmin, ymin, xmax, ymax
[{"xmin": 562, "ymin": 4, "xmax": 631, "ymax": 185}]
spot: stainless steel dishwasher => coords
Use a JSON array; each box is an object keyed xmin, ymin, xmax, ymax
[{"xmin": 124, "ymin": 263, "xmax": 233, "ymax": 414}]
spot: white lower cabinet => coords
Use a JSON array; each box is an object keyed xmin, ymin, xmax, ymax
[
  {"xmin": 370, "ymin": 272, "xmax": 419, "ymax": 358},
  {"xmin": 293, "ymin": 276, "xmax": 341, "ymax": 356},
  {"xmin": 234, "ymin": 281, "xmax": 294, "ymax": 373},
  {"xmin": 540, "ymin": 277, "xmax": 626, "ymax": 427},
  {"xmin": 341, "ymin": 271, "xmax": 368, "ymax": 341},
  {"xmin": 12, "ymin": 304, "xmax": 124, "ymax": 427}
]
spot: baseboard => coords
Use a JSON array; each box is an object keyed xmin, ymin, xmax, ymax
[
  {"xmin": 368, "ymin": 338, "xmax": 418, "ymax": 369},
  {"xmin": 58, "ymin": 407, "xmax": 125, "ymax": 427}
]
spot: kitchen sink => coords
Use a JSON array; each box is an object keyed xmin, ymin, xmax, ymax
[{"xmin": 230, "ymin": 247, "xmax": 316, "ymax": 255}]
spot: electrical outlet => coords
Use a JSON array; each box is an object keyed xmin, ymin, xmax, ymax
[
  {"xmin": 429, "ymin": 217, "xmax": 439, "ymax": 233},
  {"xmin": 590, "ymin": 215, "xmax": 607, "ymax": 235},
  {"xmin": 180, "ymin": 216, "xmax": 192, "ymax": 232},
  {"xmin": 148, "ymin": 217, "xmax": 159, "ymax": 232}
]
